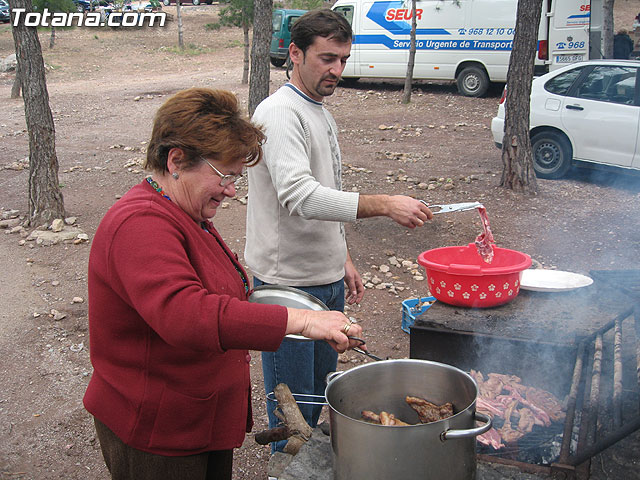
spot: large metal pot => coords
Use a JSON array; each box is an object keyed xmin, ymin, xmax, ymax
[{"xmin": 325, "ymin": 359, "xmax": 491, "ymax": 480}]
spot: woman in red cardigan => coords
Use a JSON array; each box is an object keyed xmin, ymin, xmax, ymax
[{"xmin": 84, "ymin": 88, "xmax": 364, "ymax": 480}]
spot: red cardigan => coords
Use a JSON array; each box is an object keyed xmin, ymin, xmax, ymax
[{"xmin": 84, "ymin": 180, "xmax": 288, "ymax": 455}]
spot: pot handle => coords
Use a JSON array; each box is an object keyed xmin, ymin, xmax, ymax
[
  {"xmin": 325, "ymin": 371, "xmax": 343, "ymax": 384},
  {"xmin": 439, "ymin": 412, "xmax": 492, "ymax": 442}
]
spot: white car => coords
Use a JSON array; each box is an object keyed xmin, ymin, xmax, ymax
[{"xmin": 491, "ymin": 60, "xmax": 640, "ymax": 179}]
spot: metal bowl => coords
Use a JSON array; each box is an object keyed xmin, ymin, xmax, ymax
[{"xmin": 248, "ymin": 285, "xmax": 329, "ymax": 341}]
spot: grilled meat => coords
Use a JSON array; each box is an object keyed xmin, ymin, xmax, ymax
[{"xmin": 406, "ymin": 396, "xmax": 454, "ymax": 423}]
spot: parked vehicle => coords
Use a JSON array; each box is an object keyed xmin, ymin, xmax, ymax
[
  {"xmin": 0, "ymin": 0, "xmax": 10, "ymax": 23},
  {"xmin": 491, "ymin": 60, "xmax": 640, "ymax": 179},
  {"xmin": 330, "ymin": 0, "xmax": 601, "ymax": 97},
  {"xmin": 161, "ymin": 0, "xmax": 213, "ymax": 5},
  {"xmin": 270, "ymin": 9, "xmax": 306, "ymax": 67},
  {"xmin": 72, "ymin": 0, "xmax": 94, "ymax": 12}
]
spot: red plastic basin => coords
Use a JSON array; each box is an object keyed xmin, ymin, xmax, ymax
[{"xmin": 417, "ymin": 244, "xmax": 532, "ymax": 308}]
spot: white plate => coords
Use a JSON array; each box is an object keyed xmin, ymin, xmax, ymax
[{"xmin": 520, "ymin": 269, "xmax": 594, "ymax": 292}]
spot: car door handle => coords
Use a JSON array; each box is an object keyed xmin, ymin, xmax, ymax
[{"xmin": 566, "ymin": 104, "xmax": 584, "ymax": 111}]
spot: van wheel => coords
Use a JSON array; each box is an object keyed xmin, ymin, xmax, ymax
[
  {"xmin": 270, "ymin": 57, "xmax": 286, "ymax": 67},
  {"xmin": 456, "ymin": 66, "xmax": 489, "ymax": 97},
  {"xmin": 531, "ymin": 131, "xmax": 572, "ymax": 179},
  {"xmin": 192, "ymin": 0, "xmax": 200, "ymax": 4},
  {"xmin": 162, "ymin": 0, "xmax": 169, "ymax": 5}
]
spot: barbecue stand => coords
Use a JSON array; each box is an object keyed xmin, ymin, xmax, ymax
[{"xmin": 409, "ymin": 272, "xmax": 640, "ymax": 480}]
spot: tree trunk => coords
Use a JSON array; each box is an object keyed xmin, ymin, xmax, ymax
[
  {"xmin": 242, "ymin": 19, "xmax": 249, "ymax": 85},
  {"xmin": 10, "ymin": 0, "xmax": 65, "ymax": 227},
  {"xmin": 49, "ymin": 26, "xmax": 56, "ymax": 49},
  {"xmin": 602, "ymin": 0, "xmax": 614, "ymax": 58},
  {"xmin": 11, "ymin": 61, "xmax": 22, "ymax": 98},
  {"xmin": 176, "ymin": 0, "xmax": 184, "ymax": 50},
  {"xmin": 248, "ymin": 0, "xmax": 272, "ymax": 116},
  {"xmin": 499, "ymin": 0, "xmax": 542, "ymax": 195},
  {"xmin": 401, "ymin": 0, "xmax": 417, "ymax": 104}
]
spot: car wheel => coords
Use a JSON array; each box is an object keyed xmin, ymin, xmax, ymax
[
  {"xmin": 76, "ymin": 4, "xmax": 84, "ymax": 12},
  {"xmin": 531, "ymin": 131, "xmax": 573, "ymax": 179},
  {"xmin": 192, "ymin": 0, "xmax": 199, "ymax": 4},
  {"xmin": 456, "ymin": 66, "xmax": 489, "ymax": 97},
  {"xmin": 270, "ymin": 57, "xmax": 286, "ymax": 68},
  {"xmin": 163, "ymin": 0, "xmax": 170, "ymax": 5}
]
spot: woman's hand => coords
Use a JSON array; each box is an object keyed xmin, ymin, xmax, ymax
[{"xmin": 286, "ymin": 308, "xmax": 365, "ymax": 353}]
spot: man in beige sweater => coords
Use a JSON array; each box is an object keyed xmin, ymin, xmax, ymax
[{"xmin": 246, "ymin": 9, "xmax": 432, "ymax": 452}]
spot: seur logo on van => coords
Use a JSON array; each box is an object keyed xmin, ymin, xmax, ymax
[{"xmin": 385, "ymin": 8, "xmax": 422, "ymax": 21}]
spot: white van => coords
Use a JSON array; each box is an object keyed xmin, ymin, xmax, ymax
[{"xmin": 331, "ymin": 0, "xmax": 595, "ymax": 97}]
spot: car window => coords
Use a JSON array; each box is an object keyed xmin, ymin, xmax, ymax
[
  {"xmin": 272, "ymin": 12, "xmax": 282, "ymax": 33},
  {"xmin": 544, "ymin": 67, "xmax": 585, "ymax": 95},
  {"xmin": 287, "ymin": 15, "xmax": 300, "ymax": 31},
  {"xmin": 575, "ymin": 66, "xmax": 637, "ymax": 105},
  {"xmin": 334, "ymin": 5, "xmax": 354, "ymax": 26}
]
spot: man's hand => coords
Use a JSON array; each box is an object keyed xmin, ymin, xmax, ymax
[
  {"xmin": 344, "ymin": 255, "xmax": 364, "ymax": 305},
  {"xmin": 357, "ymin": 194, "xmax": 433, "ymax": 228}
]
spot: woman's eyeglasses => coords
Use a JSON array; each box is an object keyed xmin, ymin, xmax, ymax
[{"xmin": 200, "ymin": 157, "xmax": 244, "ymax": 187}]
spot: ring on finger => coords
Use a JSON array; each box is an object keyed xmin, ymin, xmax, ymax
[
  {"xmin": 348, "ymin": 318, "xmax": 357, "ymax": 325},
  {"xmin": 342, "ymin": 323, "xmax": 351, "ymax": 334}
]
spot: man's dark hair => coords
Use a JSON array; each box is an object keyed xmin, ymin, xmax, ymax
[{"xmin": 290, "ymin": 9, "xmax": 352, "ymax": 53}]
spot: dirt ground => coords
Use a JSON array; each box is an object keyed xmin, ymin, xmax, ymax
[{"xmin": 1, "ymin": 2, "xmax": 639, "ymax": 479}]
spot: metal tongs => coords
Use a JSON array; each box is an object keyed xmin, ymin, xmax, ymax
[
  {"xmin": 419, "ymin": 201, "xmax": 484, "ymax": 214},
  {"xmin": 349, "ymin": 336, "xmax": 385, "ymax": 362}
]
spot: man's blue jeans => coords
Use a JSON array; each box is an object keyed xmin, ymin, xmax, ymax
[{"xmin": 255, "ymin": 278, "xmax": 344, "ymax": 453}]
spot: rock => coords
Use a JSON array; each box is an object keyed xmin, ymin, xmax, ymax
[
  {"xmin": 71, "ymin": 297, "xmax": 84, "ymax": 304},
  {"xmin": 0, "ymin": 218, "xmax": 22, "ymax": 229},
  {"xmin": 51, "ymin": 309, "xmax": 66, "ymax": 321},
  {"xmin": 1, "ymin": 209, "xmax": 20, "ymax": 220},
  {"xmin": 379, "ymin": 264, "xmax": 390, "ymax": 273},
  {"xmin": 64, "ymin": 217, "xmax": 77, "ymax": 225},
  {"xmin": 26, "ymin": 226, "xmax": 87, "ymax": 246},
  {"xmin": 51, "ymin": 219, "xmax": 65, "ymax": 232},
  {"xmin": 1, "ymin": 53, "xmax": 17, "ymax": 73}
]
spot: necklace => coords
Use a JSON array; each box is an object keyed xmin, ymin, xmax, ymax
[{"xmin": 146, "ymin": 177, "xmax": 171, "ymax": 200}]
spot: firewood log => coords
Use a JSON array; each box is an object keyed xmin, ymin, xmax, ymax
[
  {"xmin": 254, "ymin": 426, "xmax": 292, "ymax": 445},
  {"xmin": 273, "ymin": 383, "xmax": 313, "ymax": 455}
]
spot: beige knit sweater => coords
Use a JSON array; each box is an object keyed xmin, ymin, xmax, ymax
[{"xmin": 245, "ymin": 84, "xmax": 359, "ymax": 286}]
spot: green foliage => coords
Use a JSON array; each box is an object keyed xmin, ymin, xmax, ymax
[
  {"xmin": 32, "ymin": 0, "xmax": 75, "ymax": 13},
  {"xmin": 289, "ymin": 0, "xmax": 322, "ymax": 9},
  {"xmin": 217, "ymin": 0, "xmax": 253, "ymax": 28},
  {"xmin": 274, "ymin": 0, "xmax": 322, "ymax": 9},
  {"xmin": 204, "ymin": 22, "xmax": 222, "ymax": 30}
]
